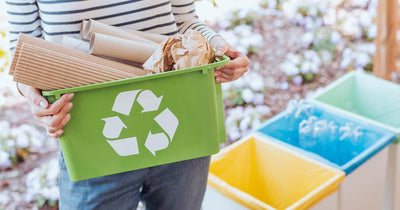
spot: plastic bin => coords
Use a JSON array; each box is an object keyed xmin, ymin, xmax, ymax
[
  {"xmin": 42, "ymin": 56, "xmax": 229, "ymax": 181},
  {"xmin": 257, "ymin": 103, "xmax": 397, "ymax": 210},
  {"xmin": 310, "ymin": 71, "xmax": 400, "ymax": 210},
  {"xmin": 203, "ymin": 134, "xmax": 345, "ymax": 210}
]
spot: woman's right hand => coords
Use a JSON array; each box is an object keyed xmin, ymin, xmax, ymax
[{"xmin": 18, "ymin": 83, "xmax": 74, "ymax": 138}]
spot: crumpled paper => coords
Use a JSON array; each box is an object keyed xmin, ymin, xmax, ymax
[{"xmin": 143, "ymin": 30, "xmax": 214, "ymax": 73}]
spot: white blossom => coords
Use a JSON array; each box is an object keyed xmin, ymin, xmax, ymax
[
  {"xmin": 287, "ymin": 53, "xmax": 301, "ymax": 65},
  {"xmin": 239, "ymin": 116, "xmax": 252, "ymax": 131},
  {"xmin": 354, "ymin": 52, "xmax": 370, "ymax": 68},
  {"xmin": 330, "ymin": 31, "xmax": 342, "ymax": 44},
  {"xmin": 293, "ymin": 75, "xmax": 303, "ymax": 85},
  {"xmin": 16, "ymin": 133, "xmax": 30, "ymax": 148},
  {"xmin": 281, "ymin": 81, "xmax": 289, "ymax": 90},
  {"xmin": 251, "ymin": 119, "xmax": 262, "ymax": 129},
  {"xmin": 228, "ymin": 125, "xmax": 241, "ymax": 140},
  {"xmin": 256, "ymin": 105, "xmax": 271, "ymax": 115},
  {"xmin": 0, "ymin": 150, "xmax": 11, "ymax": 169},
  {"xmin": 253, "ymin": 93, "xmax": 265, "ymax": 105},
  {"xmin": 228, "ymin": 107, "xmax": 244, "ymax": 120},
  {"xmin": 241, "ymin": 88, "xmax": 255, "ymax": 103},
  {"xmin": 301, "ymin": 32, "xmax": 314, "ymax": 47},
  {"xmin": 301, "ymin": 61, "xmax": 312, "ymax": 74},
  {"xmin": 340, "ymin": 57, "xmax": 352, "ymax": 69},
  {"xmin": 280, "ymin": 62, "xmax": 299, "ymax": 76}
]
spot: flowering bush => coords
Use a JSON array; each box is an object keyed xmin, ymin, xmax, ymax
[
  {"xmin": 0, "ymin": 121, "xmax": 46, "ymax": 169},
  {"xmin": 26, "ymin": 158, "xmax": 59, "ymax": 207},
  {"xmin": 336, "ymin": 8, "xmax": 377, "ymax": 40},
  {"xmin": 340, "ymin": 43, "xmax": 375, "ymax": 71},
  {"xmin": 280, "ymin": 50, "xmax": 322, "ymax": 85},
  {"xmin": 222, "ymin": 71, "xmax": 266, "ymax": 106},
  {"xmin": 225, "ymin": 105, "xmax": 271, "ymax": 141},
  {"xmin": 218, "ymin": 25, "xmax": 263, "ymax": 55},
  {"xmin": 301, "ymin": 28, "xmax": 342, "ymax": 55},
  {"xmin": 281, "ymin": 0, "xmax": 328, "ymax": 31}
]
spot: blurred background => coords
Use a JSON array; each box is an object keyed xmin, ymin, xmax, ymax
[{"xmin": 0, "ymin": 0, "xmax": 395, "ymax": 209}]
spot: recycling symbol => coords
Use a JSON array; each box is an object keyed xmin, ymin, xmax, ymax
[{"xmin": 101, "ymin": 90, "xmax": 179, "ymax": 156}]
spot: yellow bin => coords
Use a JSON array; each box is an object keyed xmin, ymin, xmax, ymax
[{"xmin": 207, "ymin": 134, "xmax": 345, "ymax": 210}]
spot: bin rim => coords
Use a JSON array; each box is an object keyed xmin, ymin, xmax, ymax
[
  {"xmin": 208, "ymin": 133, "xmax": 345, "ymax": 210},
  {"xmin": 42, "ymin": 55, "xmax": 230, "ymax": 97},
  {"xmin": 256, "ymin": 103, "xmax": 397, "ymax": 174},
  {"xmin": 309, "ymin": 71, "xmax": 400, "ymax": 141}
]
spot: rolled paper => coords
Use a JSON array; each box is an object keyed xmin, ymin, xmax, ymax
[
  {"xmin": 10, "ymin": 34, "xmax": 149, "ymax": 77},
  {"xmin": 90, "ymin": 33, "xmax": 157, "ymax": 64},
  {"xmin": 121, "ymin": 27, "xmax": 168, "ymax": 44},
  {"xmin": 61, "ymin": 36, "xmax": 90, "ymax": 52},
  {"xmin": 80, "ymin": 20, "xmax": 89, "ymax": 41},
  {"xmin": 85, "ymin": 19, "xmax": 158, "ymax": 46}
]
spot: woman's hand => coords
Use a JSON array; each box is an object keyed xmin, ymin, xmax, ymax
[
  {"xmin": 210, "ymin": 35, "xmax": 250, "ymax": 83},
  {"xmin": 18, "ymin": 83, "xmax": 74, "ymax": 138}
]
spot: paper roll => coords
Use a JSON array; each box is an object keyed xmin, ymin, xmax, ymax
[
  {"xmin": 61, "ymin": 36, "xmax": 90, "ymax": 52},
  {"xmin": 80, "ymin": 20, "xmax": 89, "ymax": 41},
  {"xmin": 90, "ymin": 33, "xmax": 157, "ymax": 64},
  {"xmin": 121, "ymin": 27, "xmax": 168, "ymax": 44},
  {"xmin": 85, "ymin": 19, "xmax": 158, "ymax": 46}
]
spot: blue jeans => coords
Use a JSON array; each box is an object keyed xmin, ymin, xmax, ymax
[{"xmin": 58, "ymin": 151, "xmax": 210, "ymax": 210}]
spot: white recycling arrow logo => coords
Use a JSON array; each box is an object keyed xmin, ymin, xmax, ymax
[{"xmin": 102, "ymin": 89, "xmax": 179, "ymax": 156}]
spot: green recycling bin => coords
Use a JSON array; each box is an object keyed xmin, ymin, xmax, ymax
[
  {"xmin": 310, "ymin": 71, "xmax": 400, "ymax": 210},
  {"xmin": 42, "ymin": 56, "xmax": 229, "ymax": 181}
]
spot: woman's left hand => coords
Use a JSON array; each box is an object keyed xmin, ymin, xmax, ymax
[{"xmin": 210, "ymin": 35, "xmax": 250, "ymax": 83}]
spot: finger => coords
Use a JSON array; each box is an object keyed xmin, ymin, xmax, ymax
[
  {"xmin": 48, "ymin": 113, "xmax": 71, "ymax": 133},
  {"xmin": 33, "ymin": 93, "xmax": 74, "ymax": 117},
  {"xmin": 215, "ymin": 67, "xmax": 248, "ymax": 82},
  {"xmin": 39, "ymin": 102, "xmax": 73, "ymax": 128},
  {"xmin": 215, "ymin": 43, "xmax": 229, "ymax": 57},
  {"xmin": 215, "ymin": 77, "xmax": 232, "ymax": 83},
  {"xmin": 223, "ymin": 53, "xmax": 250, "ymax": 70},
  {"xmin": 217, "ymin": 67, "xmax": 248, "ymax": 79},
  {"xmin": 25, "ymin": 87, "xmax": 48, "ymax": 109},
  {"xmin": 47, "ymin": 103, "xmax": 72, "ymax": 130},
  {"xmin": 48, "ymin": 129, "xmax": 63, "ymax": 138}
]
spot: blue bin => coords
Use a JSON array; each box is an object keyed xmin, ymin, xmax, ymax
[{"xmin": 256, "ymin": 104, "xmax": 396, "ymax": 175}]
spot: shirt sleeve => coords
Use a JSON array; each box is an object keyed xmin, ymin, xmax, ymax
[
  {"xmin": 6, "ymin": 0, "xmax": 42, "ymax": 57},
  {"xmin": 171, "ymin": 0, "xmax": 219, "ymax": 41}
]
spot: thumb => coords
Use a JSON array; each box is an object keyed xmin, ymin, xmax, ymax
[
  {"xmin": 215, "ymin": 44, "xmax": 229, "ymax": 57},
  {"xmin": 27, "ymin": 87, "xmax": 48, "ymax": 108}
]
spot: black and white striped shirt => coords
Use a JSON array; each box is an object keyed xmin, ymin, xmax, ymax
[{"xmin": 6, "ymin": 0, "xmax": 218, "ymax": 54}]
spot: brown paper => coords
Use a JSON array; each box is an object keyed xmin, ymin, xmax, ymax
[
  {"xmin": 10, "ymin": 34, "xmax": 150, "ymax": 76},
  {"xmin": 89, "ymin": 33, "xmax": 157, "ymax": 64},
  {"xmin": 61, "ymin": 36, "xmax": 90, "ymax": 52},
  {"xmin": 13, "ymin": 42, "xmax": 139, "ymax": 90},
  {"xmin": 143, "ymin": 30, "xmax": 214, "ymax": 73},
  {"xmin": 85, "ymin": 19, "xmax": 158, "ymax": 46}
]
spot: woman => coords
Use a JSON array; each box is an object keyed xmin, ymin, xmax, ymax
[{"xmin": 7, "ymin": 0, "xmax": 249, "ymax": 209}]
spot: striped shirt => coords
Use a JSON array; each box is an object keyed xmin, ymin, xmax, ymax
[{"xmin": 6, "ymin": 0, "xmax": 218, "ymax": 55}]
